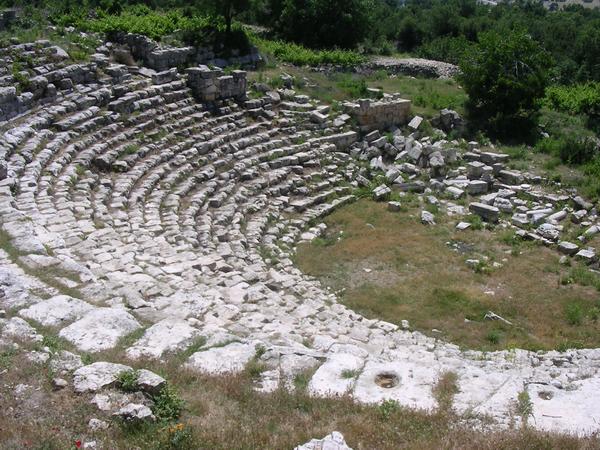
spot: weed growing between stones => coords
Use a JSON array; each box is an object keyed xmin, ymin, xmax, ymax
[{"xmin": 117, "ymin": 369, "xmax": 140, "ymax": 393}]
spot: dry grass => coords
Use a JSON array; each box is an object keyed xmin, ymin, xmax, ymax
[
  {"xmin": 2, "ymin": 348, "xmax": 599, "ymax": 450},
  {"xmin": 295, "ymin": 199, "xmax": 600, "ymax": 351}
]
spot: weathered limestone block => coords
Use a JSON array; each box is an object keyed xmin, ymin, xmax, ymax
[
  {"xmin": 469, "ymin": 202, "xmax": 499, "ymax": 222},
  {"xmin": 343, "ymin": 96, "xmax": 411, "ymax": 132},
  {"xmin": 186, "ymin": 66, "xmax": 247, "ymax": 102}
]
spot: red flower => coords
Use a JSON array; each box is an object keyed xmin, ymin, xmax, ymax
[{"xmin": 75, "ymin": 440, "xmax": 82, "ymax": 449}]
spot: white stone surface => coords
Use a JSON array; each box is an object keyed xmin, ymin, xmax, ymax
[
  {"xmin": 295, "ymin": 431, "xmax": 352, "ymax": 450},
  {"xmin": 73, "ymin": 362, "xmax": 131, "ymax": 393},
  {"xmin": 59, "ymin": 308, "xmax": 140, "ymax": 352},
  {"xmin": 309, "ymin": 353, "xmax": 364, "ymax": 397},
  {"xmin": 126, "ymin": 318, "xmax": 202, "ymax": 359},
  {"xmin": 19, "ymin": 295, "xmax": 95, "ymax": 327},
  {"xmin": 186, "ymin": 342, "xmax": 256, "ymax": 374}
]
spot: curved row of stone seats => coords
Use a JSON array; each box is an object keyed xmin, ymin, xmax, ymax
[{"xmin": 0, "ymin": 53, "xmax": 437, "ymax": 417}]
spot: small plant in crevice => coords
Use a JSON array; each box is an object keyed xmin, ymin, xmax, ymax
[
  {"xmin": 117, "ymin": 369, "xmax": 140, "ymax": 393},
  {"xmin": 341, "ymin": 369, "xmax": 360, "ymax": 379},
  {"xmin": 516, "ymin": 390, "xmax": 534, "ymax": 427},
  {"xmin": 485, "ymin": 329, "xmax": 502, "ymax": 345},
  {"xmin": 432, "ymin": 371, "xmax": 459, "ymax": 416},
  {"xmin": 377, "ymin": 399, "xmax": 400, "ymax": 420}
]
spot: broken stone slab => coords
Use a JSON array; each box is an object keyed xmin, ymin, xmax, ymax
[
  {"xmin": 492, "ymin": 197, "xmax": 512, "ymax": 213},
  {"xmin": 498, "ymin": 170, "xmax": 524, "ymax": 185},
  {"xmin": 469, "ymin": 202, "xmax": 499, "ymax": 223},
  {"xmin": 547, "ymin": 210, "xmax": 568, "ymax": 223},
  {"xmin": 59, "ymin": 308, "xmax": 141, "ymax": 353},
  {"xmin": 113, "ymin": 403, "xmax": 155, "ymax": 422},
  {"xmin": 372, "ymin": 184, "xmax": 391, "ymax": 201},
  {"xmin": 583, "ymin": 225, "xmax": 599, "ymax": 239},
  {"xmin": 126, "ymin": 318, "xmax": 202, "ymax": 360},
  {"xmin": 186, "ymin": 342, "xmax": 257, "ymax": 374},
  {"xmin": 456, "ymin": 222, "xmax": 471, "ymax": 231},
  {"xmin": 136, "ymin": 369, "xmax": 166, "ymax": 395},
  {"xmin": 406, "ymin": 141, "xmax": 423, "ymax": 162},
  {"xmin": 364, "ymin": 130, "xmax": 380, "ymax": 142},
  {"xmin": 480, "ymin": 152, "xmax": 510, "ymax": 165},
  {"xmin": 573, "ymin": 196, "xmax": 593, "ymax": 211},
  {"xmin": 310, "ymin": 110, "xmax": 328, "ymax": 124},
  {"xmin": 73, "ymin": 362, "xmax": 132, "ymax": 393},
  {"xmin": 397, "ymin": 181, "xmax": 425, "ymax": 193},
  {"xmin": 49, "ymin": 350, "xmax": 84, "ymax": 374},
  {"xmin": 387, "ymin": 201, "xmax": 401, "ymax": 212},
  {"xmin": 558, "ymin": 241, "xmax": 579, "ymax": 256},
  {"xmin": 484, "ymin": 311, "xmax": 513, "ymax": 325},
  {"xmin": 536, "ymin": 223, "xmax": 560, "ymax": 242},
  {"xmin": 88, "ymin": 418, "xmax": 109, "ymax": 431},
  {"xmin": 295, "ymin": 431, "xmax": 352, "ymax": 450},
  {"xmin": 467, "ymin": 180, "xmax": 488, "ymax": 195},
  {"xmin": 571, "ymin": 210, "xmax": 588, "ymax": 224},
  {"xmin": 19, "ymin": 295, "xmax": 95, "ymax": 327},
  {"xmin": 429, "ymin": 151, "xmax": 445, "ymax": 169},
  {"xmin": 467, "ymin": 161, "xmax": 485, "ymax": 180},
  {"xmin": 408, "ymin": 115, "xmax": 423, "ymax": 130},
  {"xmin": 576, "ymin": 248, "xmax": 597, "ymax": 264},
  {"xmin": 421, "ymin": 210, "xmax": 436, "ymax": 225},
  {"xmin": 1, "ymin": 317, "xmax": 42, "ymax": 343},
  {"xmin": 445, "ymin": 186, "xmax": 465, "ymax": 199}
]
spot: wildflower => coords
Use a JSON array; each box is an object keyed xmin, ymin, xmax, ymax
[{"xmin": 75, "ymin": 440, "xmax": 82, "ymax": 449}]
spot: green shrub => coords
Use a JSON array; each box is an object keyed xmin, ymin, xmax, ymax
[
  {"xmin": 466, "ymin": 214, "xmax": 483, "ymax": 231},
  {"xmin": 61, "ymin": 7, "xmax": 251, "ymax": 54},
  {"xmin": 117, "ymin": 369, "xmax": 140, "ymax": 392},
  {"xmin": 545, "ymin": 83, "xmax": 600, "ymax": 117},
  {"xmin": 516, "ymin": 391, "xmax": 533, "ymax": 425},
  {"xmin": 485, "ymin": 329, "xmax": 501, "ymax": 344},
  {"xmin": 417, "ymin": 36, "xmax": 473, "ymax": 65},
  {"xmin": 255, "ymin": 38, "xmax": 365, "ymax": 66},
  {"xmin": 565, "ymin": 302, "xmax": 584, "ymax": 326},
  {"xmin": 273, "ymin": 0, "xmax": 372, "ymax": 50},
  {"xmin": 534, "ymin": 136, "xmax": 598, "ymax": 165},
  {"xmin": 152, "ymin": 384, "xmax": 185, "ymax": 422},
  {"xmin": 460, "ymin": 29, "xmax": 552, "ymax": 140}
]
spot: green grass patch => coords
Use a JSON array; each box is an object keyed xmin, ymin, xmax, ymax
[{"xmin": 255, "ymin": 38, "xmax": 365, "ymax": 66}]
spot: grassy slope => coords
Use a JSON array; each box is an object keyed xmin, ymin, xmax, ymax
[{"xmin": 295, "ymin": 199, "xmax": 600, "ymax": 352}]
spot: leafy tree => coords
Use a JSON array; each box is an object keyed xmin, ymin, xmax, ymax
[
  {"xmin": 204, "ymin": 0, "xmax": 250, "ymax": 34},
  {"xmin": 459, "ymin": 29, "xmax": 552, "ymax": 139},
  {"xmin": 272, "ymin": 0, "xmax": 373, "ymax": 49}
]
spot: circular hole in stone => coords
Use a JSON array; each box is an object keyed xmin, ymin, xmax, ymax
[
  {"xmin": 374, "ymin": 371, "xmax": 399, "ymax": 389},
  {"xmin": 538, "ymin": 390, "xmax": 553, "ymax": 400}
]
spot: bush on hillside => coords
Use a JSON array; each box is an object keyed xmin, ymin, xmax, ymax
[
  {"xmin": 545, "ymin": 83, "xmax": 600, "ymax": 118},
  {"xmin": 255, "ymin": 38, "xmax": 366, "ymax": 66},
  {"xmin": 271, "ymin": 0, "xmax": 373, "ymax": 49},
  {"xmin": 460, "ymin": 29, "xmax": 552, "ymax": 140}
]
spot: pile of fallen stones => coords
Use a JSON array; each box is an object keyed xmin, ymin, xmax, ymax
[{"xmin": 354, "ymin": 120, "xmax": 598, "ymax": 269}]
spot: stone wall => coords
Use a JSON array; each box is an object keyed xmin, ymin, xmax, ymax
[
  {"xmin": 343, "ymin": 96, "xmax": 411, "ymax": 132},
  {"xmin": 112, "ymin": 33, "xmax": 261, "ymax": 71},
  {"xmin": 0, "ymin": 62, "xmax": 98, "ymax": 123},
  {"xmin": 186, "ymin": 66, "xmax": 247, "ymax": 103}
]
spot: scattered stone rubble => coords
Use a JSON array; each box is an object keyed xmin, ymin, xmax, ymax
[
  {"xmin": 366, "ymin": 56, "xmax": 460, "ymax": 79},
  {"xmin": 0, "ymin": 37, "xmax": 599, "ymax": 438}
]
